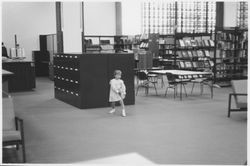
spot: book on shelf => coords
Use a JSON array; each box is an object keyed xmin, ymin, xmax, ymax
[
  {"xmin": 209, "ymin": 60, "xmax": 214, "ymax": 67},
  {"xmin": 192, "ymin": 50, "xmax": 198, "ymax": 57},
  {"xmin": 209, "ymin": 40, "xmax": 215, "ymax": 47},
  {"xmin": 203, "ymin": 40, "xmax": 210, "ymax": 47},
  {"xmin": 179, "ymin": 61, "xmax": 185, "ymax": 68},
  {"xmin": 192, "ymin": 62, "xmax": 198, "ymax": 68},
  {"xmin": 190, "ymin": 40, "xmax": 197, "ymax": 47},
  {"xmin": 179, "ymin": 40, "xmax": 185, "ymax": 47},
  {"xmin": 197, "ymin": 50, "xmax": 204, "ymax": 57},
  {"xmin": 177, "ymin": 51, "xmax": 183, "ymax": 58},
  {"xmin": 209, "ymin": 50, "xmax": 214, "ymax": 58},
  {"xmin": 204, "ymin": 61, "xmax": 210, "ymax": 68},
  {"xmin": 184, "ymin": 40, "xmax": 192, "ymax": 47},
  {"xmin": 182, "ymin": 51, "xmax": 189, "ymax": 58},
  {"xmin": 159, "ymin": 39, "xmax": 165, "ymax": 44},
  {"xmin": 196, "ymin": 40, "xmax": 203, "ymax": 47},
  {"xmin": 216, "ymin": 50, "xmax": 221, "ymax": 58},
  {"xmin": 185, "ymin": 61, "xmax": 192, "ymax": 68},
  {"xmin": 204, "ymin": 50, "xmax": 210, "ymax": 57},
  {"xmin": 197, "ymin": 61, "xmax": 205, "ymax": 68},
  {"xmin": 187, "ymin": 51, "xmax": 193, "ymax": 58}
]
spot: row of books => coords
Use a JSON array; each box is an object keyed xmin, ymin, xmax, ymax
[
  {"xmin": 114, "ymin": 38, "xmax": 134, "ymax": 45},
  {"xmin": 140, "ymin": 42, "xmax": 149, "ymax": 48},
  {"xmin": 237, "ymin": 50, "xmax": 247, "ymax": 58},
  {"xmin": 216, "ymin": 50, "xmax": 235, "ymax": 59},
  {"xmin": 159, "ymin": 45, "xmax": 174, "ymax": 49},
  {"xmin": 217, "ymin": 41, "xmax": 235, "ymax": 50},
  {"xmin": 159, "ymin": 38, "xmax": 175, "ymax": 44},
  {"xmin": 176, "ymin": 50, "xmax": 213, "ymax": 58},
  {"xmin": 238, "ymin": 41, "xmax": 248, "ymax": 49},
  {"xmin": 216, "ymin": 32, "xmax": 235, "ymax": 41},
  {"xmin": 100, "ymin": 45, "xmax": 114, "ymax": 50},
  {"xmin": 178, "ymin": 39, "xmax": 214, "ymax": 47},
  {"xmin": 177, "ymin": 60, "xmax": 214, "ymax": 69},
  {"xmin": 160, "ymin": 50, "xmax": 173, "ymax": 55}
]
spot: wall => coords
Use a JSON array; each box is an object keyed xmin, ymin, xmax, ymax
[
  {"xmin": 62, "ymin": 2, "xmax": 82, "ymax": 53},
  {"xmin": 84, "ymin": 2, "xmax": 116, "ymax": 35},
  {"xmin": 224, "ymin": 2, "xmax": 238, "ymax": 27},
  {"xmin": 122, "ymin": 1, "xmax": 141, "ymax": 35},
  {"xmin": 2, "ymin": 2, "xmax": 56, "ymax": 61}
]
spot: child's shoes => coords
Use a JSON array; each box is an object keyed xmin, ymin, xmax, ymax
[
  {"xmin": 109, "ymin": 109, "xmax": 116, "ymax": 114},
  {"xmin": 121, "ymin": 109, "xmax": 126, "ymax": 117}
]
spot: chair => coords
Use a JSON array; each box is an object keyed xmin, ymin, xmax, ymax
[
  {"xmin": 165, "ymin": 73, "xmax": 189, "ymax": 98},
  {"xmin": 228, "ymin": 80, "xmax": 247, "ymax": 117},
  {"xmin": 2, "ymin": 92, "xmax": 26, "ymax": 163},
  {"xmin": 136, "ymin": 71, "xmax": 158, "ymax": 96},
  {"xmin": 190, "ymin": 74, "xmax": 213, "ymax": 98}
]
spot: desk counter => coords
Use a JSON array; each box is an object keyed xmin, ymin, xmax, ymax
[{"xmin": 2, "ymin": 60, "xmax": 36, "ymax": 92}]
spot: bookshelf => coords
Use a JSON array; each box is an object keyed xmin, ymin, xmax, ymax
[
  {"xmin": 214, "ymin": 27, "xmax": 248, "ymax": 87},
  {"xmin": 83, "ymin": 35, "xmax": 133, "ymax": 53},
  {"xmin": 158, "ymin": 34, "xmax": 175, "ymax": 69},
  {"xmin": 174, "ymin": 31, "xmax": 214, "ymax": 71}
]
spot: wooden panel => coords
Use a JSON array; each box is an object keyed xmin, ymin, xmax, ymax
[{"xmin": 80, "ymin": 54, "xmax": 109, "ymax": 108}]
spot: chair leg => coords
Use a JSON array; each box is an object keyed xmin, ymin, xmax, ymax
[
  {"xmin": 161, "ymin": 77, "xmax": 164, "ymax": 88},
  {"xmin": 183, "ymin": 84, "xmax": 188, "ymax": 97},
  {"xmin": 174, "ymin": 87, "xmax": 176, "ymax": 99},
  {"xmin": 200, "ymin": 83, "xmax": 204, "ymax": 95},
  {"xmin": 228, "ymin": 94, "xmax": 232, "ymax": 118},
  {"xmin": 210, "ymin": 82, "xmax": 213, "ymax": 99},
  {"xmin": 136, "ymin": 86, "xmax": 140, "ymax": 96},
  {"xmin": 16, "ymin": 144, "xmax": 19, "ymax": 150},
  {"xmin": 153, "ymin": 83, "xmax": 158, "ymax": 95},
  {"xmin": 22, "ymin": 142, "xmax": 26, "ymax": 163},
  {"xmin": 175, "ymin": 85, "xmax": 178, "ymax": 97},
  {"xmin": 191, "ymin": 82, "xmax": 195, "ymax": 94},
  {"xmin": 165, "ymin": 87, "xmax": 169, "ymax": 97}
]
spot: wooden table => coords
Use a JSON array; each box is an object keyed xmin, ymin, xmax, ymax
[{"xmin": 149, "ymin": 70, "xmax": 213, "ymax": 100}]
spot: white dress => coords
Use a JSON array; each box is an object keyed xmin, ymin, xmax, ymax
[{"xmin": 109, "ymin": 78, "xmax": 126, "ymax": 102}]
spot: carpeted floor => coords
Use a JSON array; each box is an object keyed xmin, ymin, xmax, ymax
[{"xmin": 3, "ymin": 77, "xmax": 247, "ymax": 164}]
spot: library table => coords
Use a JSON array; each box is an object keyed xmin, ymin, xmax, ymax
[{"xmin": 149, "ymin": 70, "xmax": 213, "ymax": 100}]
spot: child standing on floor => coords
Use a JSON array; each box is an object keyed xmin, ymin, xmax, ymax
[{"xmin": 109, "ymin": 70, "xmax": 126, "ymax": 117}]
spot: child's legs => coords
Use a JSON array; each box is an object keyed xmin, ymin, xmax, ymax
[
  {"xmin": 111, "ymin": 102, "xmax": 115, "ymax": 109},
  {"xmin": 119, "ymin": 100, "xmax": 125, "ymax": 110}
]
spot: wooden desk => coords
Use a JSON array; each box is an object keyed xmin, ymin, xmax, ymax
[
  {"xmin": 149, "ymin": 70, "xmax": 213, "ymax": 100},
  {"xmin": 2, "ymin": 60, "xmax": 36, "ymax": 92}
]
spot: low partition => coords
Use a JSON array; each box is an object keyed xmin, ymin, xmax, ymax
[
  {"xmin": 53, "ymin": 52, "xmax": 135, "ymax": 109},
  {"xmin": 2, "ymin": 60, "xmax": 36, "ymax": 92}
]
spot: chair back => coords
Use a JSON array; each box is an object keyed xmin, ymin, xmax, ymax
[
  {"xmin": 2, "ymin": 93, "xmax": 16, "ymax": 131},
  {"xmin": 137, "ymin": 71, "xmax": 148, "ymax": 81},
  {"xmin": 231, "ymin": 80, "xmax": 247, "ymax": 108},
  {"xmin": 166, "ymin": 73, "xmax": 177, "ymax": 83}
]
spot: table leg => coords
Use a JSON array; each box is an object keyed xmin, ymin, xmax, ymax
[{"xmin": 180, "ymin": 76, "xmax": 182, "ymax": 100}]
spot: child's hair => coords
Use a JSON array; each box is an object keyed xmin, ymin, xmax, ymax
[{"xmin": 114, "ymin": 70, "xmax": 122, "ymax": 76}]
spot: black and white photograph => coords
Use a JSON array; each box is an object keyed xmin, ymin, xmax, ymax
[{"xmin": 0, "ymin": 0, "xmax": 248, "ymax": 165}]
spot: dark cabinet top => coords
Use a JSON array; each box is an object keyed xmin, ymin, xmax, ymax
[{"xmin": 2, "ymin": 59, "xmax": 33, "ymax": 63}]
